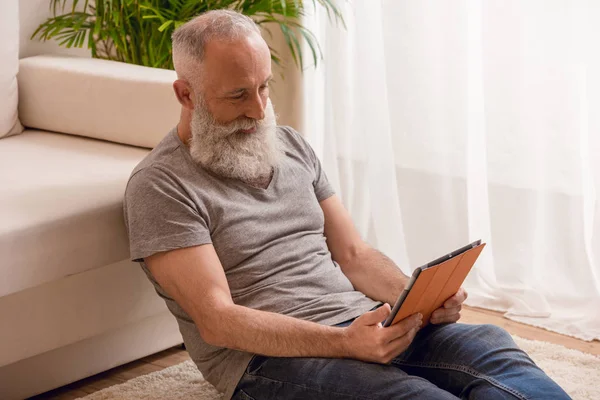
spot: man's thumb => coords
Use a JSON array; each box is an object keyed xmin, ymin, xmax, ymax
[{"xmin": 359, "ymin": 303, "xmax": 391, "ymax": 326}]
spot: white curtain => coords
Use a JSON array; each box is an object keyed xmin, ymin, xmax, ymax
[{"xmin": 302, "ymin": 0, "xmax": 600, "ymax": 341}]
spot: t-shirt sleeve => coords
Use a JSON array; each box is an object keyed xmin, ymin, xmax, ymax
[
  {"xmin": 123, "ymin": 166, "xmax": 212, "ymax": 262},
  {"xmin": 311, "ymin": 148, "xmax": 335, "ymax": 202},
  {"xmin": 283, "ymin": 126, "xmax": 335, "ymax": 202}
]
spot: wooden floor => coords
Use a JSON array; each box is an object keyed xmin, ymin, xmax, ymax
[{"xmin": 31, "ymin": 306, "xmax": 600, "ymax": 399}]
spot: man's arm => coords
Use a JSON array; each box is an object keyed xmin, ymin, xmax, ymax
[
  {"xmin": 321, "ymin": 195, "xmax": 409, "ymax": 305},
  {"xmin": 321, "ymin": 195, "xmax": 468, "ymax": 323},
  {"xmin": 145, "ymin": 244, "xmax": 420, "ymax": 363}
]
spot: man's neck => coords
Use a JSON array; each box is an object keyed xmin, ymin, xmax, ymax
[{"xmin": 177, "ymin": 110, "xmax": 193, "ymax": 145}]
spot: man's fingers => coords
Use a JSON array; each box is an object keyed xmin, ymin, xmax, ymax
[
  {"xmin": 385, "ymin": 327, "xmax": 419, "ymax": 362},
  {"xmin": 432, "ymin": 313, "xmax": 461, "ymax": 324},
  {"xmin": 383, "ymin": 313, "xmax": 422, "ymax": 341},
  {"xmin": 432, "ymin": 305, "xmax": 461, "ymax": 320},
  {"xmin": 444, "ymin": 288, "xmax": 468, "ymax": 308},
  {"xmin": 357, "ymin": 303, "xmax": 391, "ymax": 326},
  {"xmin": 430, "ymin": 308, "xmax": 462, "ymax": 325}
]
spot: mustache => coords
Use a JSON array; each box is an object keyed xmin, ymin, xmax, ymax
[
  {"xmin": 223, "ymin": 117, "xmax": 263, "ymax": 136},
  {"xmin": 229, "ymin": 120, "xmax": 258, "ymax": 134},
  {"xmin": 193, "ymin": 97, "xmax": 274, "ymax": 140},
  {"xmin": 200, "ymin": 108, "xmax": 262, "ymax": 136}
]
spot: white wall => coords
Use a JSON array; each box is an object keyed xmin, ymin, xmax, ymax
[
  {"xmin": 19, "ymin": 0, "xmax": 90, "ymax": 59},
  {"xmin": 262, "ymin": 23, "xmax": 303, "ymax": 131},
  {"xmin": 18, "ymin": 0, "xmax": 303, "ymax": 130}
]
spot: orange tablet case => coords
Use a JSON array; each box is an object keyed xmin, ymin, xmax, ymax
[{"xmin": 388, "ymin": 243, "xmax": 486, "ymax": 327}]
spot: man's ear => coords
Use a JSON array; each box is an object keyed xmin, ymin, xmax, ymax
[{"xmin": 173, "ymin": 79, "xmax": 195, "ymax": 110}]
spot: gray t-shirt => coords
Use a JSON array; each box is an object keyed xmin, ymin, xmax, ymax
[{"xmin": 123, "ymin": 126, "xmax": 379, "ymax": 400}]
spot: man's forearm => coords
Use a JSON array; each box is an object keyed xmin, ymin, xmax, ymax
[
  {"xmin": 340, "ymin": 247, "xmax": 410, "ymax": 305},
  {"xmin": 202, "ymin": 304, "xmax": 349, "ymax": 358}
]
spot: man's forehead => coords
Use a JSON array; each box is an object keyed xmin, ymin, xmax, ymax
[{"xmin": 202, "ymin": 35, "xmax": 271, "ymax": 90}]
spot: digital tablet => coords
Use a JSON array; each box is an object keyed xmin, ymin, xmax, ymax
[{"xmin": 382, "ymin": 240, "xmax": 485, "ymax": 327}]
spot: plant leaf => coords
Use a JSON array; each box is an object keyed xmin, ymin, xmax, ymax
[
  {"xmin": 158, "ymin": 20, "xmax": 174, "ymax": 32},
  {"xmin": 32, "ymin": 0, "xmax": 345, "ymax": 73}
]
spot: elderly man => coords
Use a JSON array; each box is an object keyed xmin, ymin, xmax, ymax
[{"xmin": 123, "ymin": 10, "xmax": 569, "ymax": 400}]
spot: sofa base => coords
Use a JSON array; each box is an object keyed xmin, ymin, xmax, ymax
[{"xmin": 0, "ymin": 311, "xmax": 182, "ymax": 400}]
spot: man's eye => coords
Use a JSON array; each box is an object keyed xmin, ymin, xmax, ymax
[
  {"xmin": 260, "ymin": 84, "xmax": 269, "ymax": 91},
  {"xmin": 230, "ymin": 93, "xmax": 245, "ymax": 100}
]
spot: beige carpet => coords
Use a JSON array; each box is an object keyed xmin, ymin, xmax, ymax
[{"xmin": 78, "ymin": 336, "xmax": 599, "ymax": 400}]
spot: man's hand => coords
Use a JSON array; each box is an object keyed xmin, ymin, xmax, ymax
[
  {"xmin": 430, "ymin": 287, "xmax": 468, "ymax": 325},
  {"xmin": 343, "ymin": 304, "xmax": 422, "ymax": 364}
]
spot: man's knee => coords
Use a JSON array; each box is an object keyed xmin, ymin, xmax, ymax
[
  {"xmin": 465, "ymin": 324, "xmax": 539, "ymax": 372},
  {"xmin": 471, "ymin": 324, "xmax": 516, "ymax": 347},
  {"xmin": 473, "ymin": 323, "xmax": 512, "ymax": 337}
]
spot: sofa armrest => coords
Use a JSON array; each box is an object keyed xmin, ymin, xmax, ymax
[{"xmin": 18, "ymin": 55, "xmax": 180, "ymax": 148}]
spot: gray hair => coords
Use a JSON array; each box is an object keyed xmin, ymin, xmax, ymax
[{"xmin": 172, "ymin": 10, "xmax": 261, "ymax": 79}]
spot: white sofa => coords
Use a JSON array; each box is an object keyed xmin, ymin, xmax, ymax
[{"xmin": 0, "ymin": 51, "xmax": 186, "ymax": 399}]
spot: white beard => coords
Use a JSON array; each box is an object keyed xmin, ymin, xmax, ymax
[{"xmin": 188, "ymin": 98, "xmax": 282, "ymax": 184}]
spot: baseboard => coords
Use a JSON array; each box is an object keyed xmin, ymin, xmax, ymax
[{"xmin": 0, "ymin": 312, "xmax": 183, "ymax": 400}]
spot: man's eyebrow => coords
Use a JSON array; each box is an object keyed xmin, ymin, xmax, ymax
[
  {"xmin": 224, "ymin": 76, "xmax": 273, "ymax": 96},
  {"xmin": 263, "ymin": 75, "xmax": 273, "ymax": 85}
]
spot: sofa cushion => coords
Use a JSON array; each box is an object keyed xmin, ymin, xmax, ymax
[
  {"xmin": 18, "ymin": 55, "xmax": 179, "ymax": 149},
  {"xmin": 0, "ymin": 130, "xmax": 150, "ymax": 298},
  {"xmin": 0, "ymin": 0, "xmax": 24, "ymax": 138}
]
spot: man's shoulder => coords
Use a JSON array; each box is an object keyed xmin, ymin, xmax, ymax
[
  {"xmin": 128, "ymin": 128, "xmax": 185, "ymax": 183},
  {"xmin": 124, "ymin": 129, "xmax": 189, "ymax": 198},
  {"xmin": 276, "ymin": 125, "xmax": 313, "ymax": 156}
]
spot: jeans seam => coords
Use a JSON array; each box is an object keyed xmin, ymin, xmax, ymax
[
  {"xmin": 391, "ymin": 360, "xmax": 527, "ymax": 400},
  {"xmin": 239, "ymin": 388, "xmax": 256, "ymax": 400},
  {"xmin": 244, "ymin": 372, "xmax": 376, "ymax": 400}
]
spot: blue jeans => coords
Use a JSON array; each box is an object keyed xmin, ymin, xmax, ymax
[{"xmin": 232, "ymin": 321, "xmax": 570, "ymax": 399}]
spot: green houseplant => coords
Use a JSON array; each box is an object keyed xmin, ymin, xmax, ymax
[{"xmin": 32, "ymin": 0, "xmax": 343, "ymax": 70}]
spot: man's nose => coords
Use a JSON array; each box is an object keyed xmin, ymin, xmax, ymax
[{"xmin": 245, "ymin": 92, "xmax": 266, "ymax": 120}]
